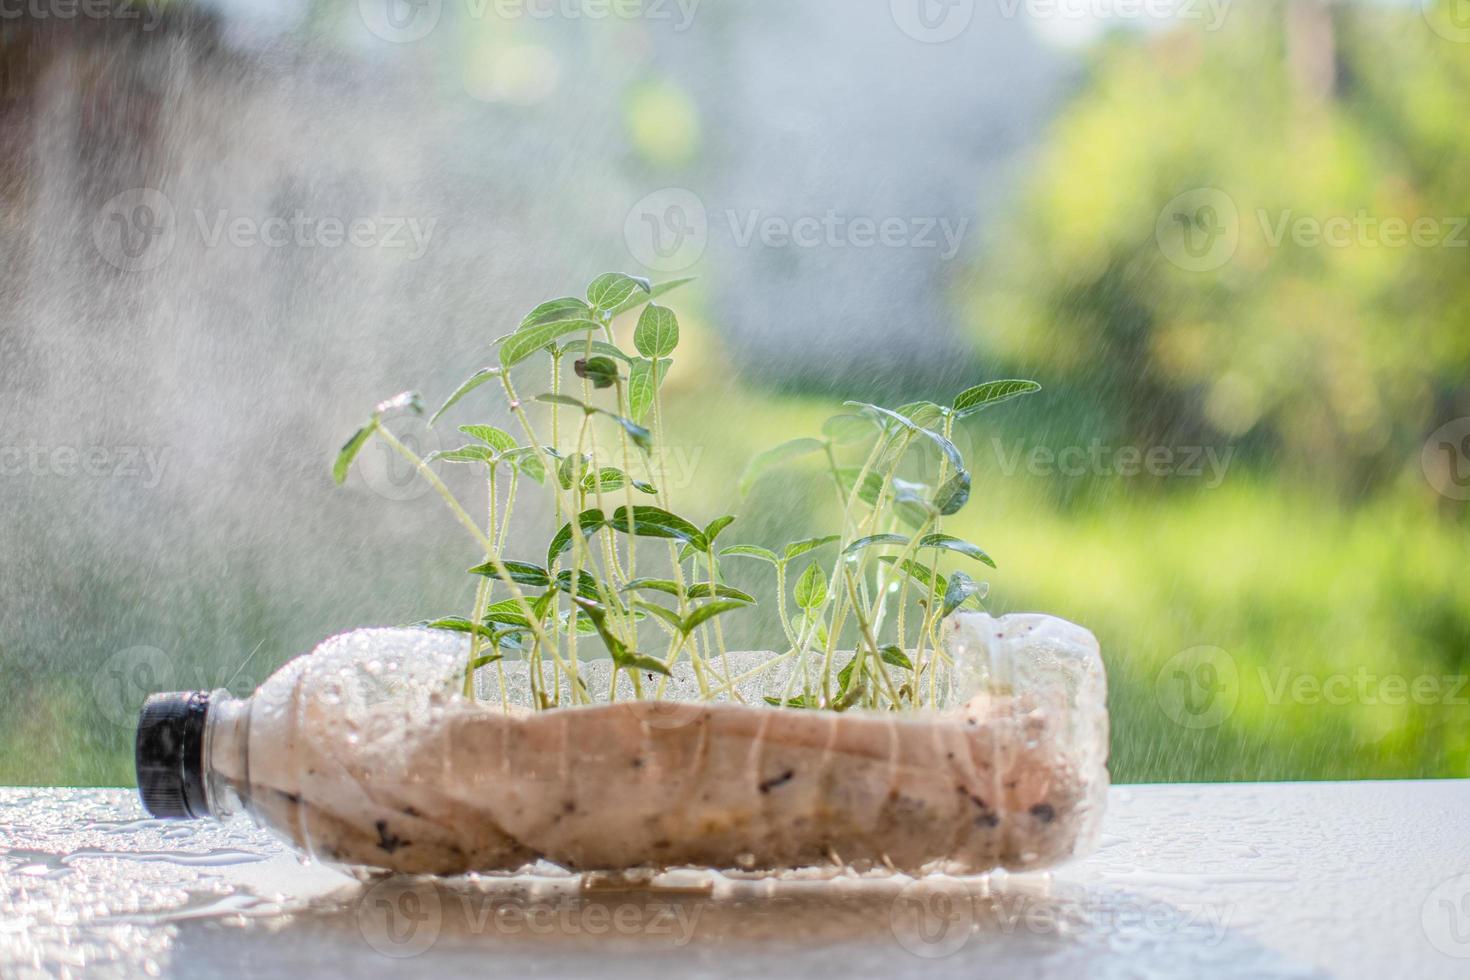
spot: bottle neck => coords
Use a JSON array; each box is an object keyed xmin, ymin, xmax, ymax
[{"xmin": 202, "ymin": 692, "xmax": 250, "ymax": 818}]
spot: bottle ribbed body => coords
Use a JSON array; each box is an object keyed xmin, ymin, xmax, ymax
[{"xmin": 170, "ymin": 613, "xmax": 1107, "ymax": 876}]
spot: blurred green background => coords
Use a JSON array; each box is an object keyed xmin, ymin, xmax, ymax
[{"xmin": 1, "ymin": 0, "xmax": 1466, "ymax": 785}]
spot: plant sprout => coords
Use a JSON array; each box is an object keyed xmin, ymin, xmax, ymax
[{"xmin": 335, "ymin": 273, "xmax": 1039, "ymax": 712}]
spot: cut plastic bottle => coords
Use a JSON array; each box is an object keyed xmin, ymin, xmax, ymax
[{"xmin": 134, "ymin": 611, "xmax": 1109, "ymax": 876}]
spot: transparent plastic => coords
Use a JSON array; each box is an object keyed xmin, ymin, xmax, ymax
[{"xmin": 190, "ymin": 612, "xmax": 1108, "ymax": 876}]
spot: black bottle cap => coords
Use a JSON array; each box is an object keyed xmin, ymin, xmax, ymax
[{"xmin": 135, "ymin": 691, "xmax": 212, "ymax": 819}]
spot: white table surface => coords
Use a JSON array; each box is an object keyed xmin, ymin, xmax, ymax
[{"xmin": 1, "ymin": 781, "xmax": 1467, "ymax": 979}]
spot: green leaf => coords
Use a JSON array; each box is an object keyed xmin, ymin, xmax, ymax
[
  {"xmin": 680, "ymin": 599, "xmax": 748, "ymax": 635},
  {"xmin": 844, "ymin": 400, "xmax": 918, "ymax": 434},
  {"xmin": 500, "ymin": 316, "xmax": 599, "ymax": 367},
  {"xmin": 536, "ymin": 393, "xmax": 592, "ymax": 412},
  {"xmin": 458, "ymin": 425, "xmax": 517, "ymax": 453},
  {"xmin": 942, "ymin": 571, "xmax": 987, "ymax": 617},
  {"xmin": 952, "ymin": 379, "xmax": 1041, "ymax": 417},
  {"xmin": 540, "ymin": 396, "xmax": 653, "ymax": 451},
  {"xmin": 890, "ymin": 475, "xmax": 930, "ymax": 499},
  {"xmin": 557, "ymin": 452, "xmax": 591, "ymax": 490},
  {"xmin": 468, "ymin": 559, "xmax": 551, "ymax": 588},
  {"xmin": 430, "ymin": 368, "xmax": 501, "ymax": 425},
  {"xmin": 333, "ymin": 420, "xmax": 378, "ymax": 485},
  {"xmin": 739, "ymin": 438, "xmax": 827, "ymax": 495},
  {"xmin": 425, "ymin": 617, "xmax": 496, "ymax": 639},
  {"xmin": 480, "ymin": 600, "xmax": 532, "ymax": 629},
  {"xmin": 719, "ymin": 544, "xmax": 780, "ymax": 564},
  {"xmin": 793, "ymin": 610, "xmax": 829, "ymax": 648},
  {"xmin": 784, "ymin": 534, "xmax": 840, "ymax": 561},
  {"xmin": 877, "ymin": 555, "xmax": 947, "ymax": 594},
  {"xmin": 608, "ymin": 506, "xmax": 705, "ymax": 549},
  {"xmin": 793, "ymin": 563, "xmax": 827, "ymax": 610},
  {"xmin": 895, "ymin": 400, "xmax": 946, "ymax": 429},
  {"xmin": 703, "ymin": 515, "xmax": 736, "ymax": 545},
  {"xmin": 603, "ymin": 411, "xmax": 653, "ymax": 452},
  {"xmin": 917, "ymin": 533, "xmax": 996, "ymax": 568},
  {"xmin": 832, "ymin": 676, "xmax": 866, "ymax": 711},
  {"xmin": 519, "ymin": 297, "xmax": 592, "ymax": 330},
  {"xmin": 500, "ymin": 447, "xmax": 546, "ymax": 484},
  {"xmin": 844, "ymin": 400, "xmax": 967, "ymax": 473},
  {"xmin": 633, "ymin": 303, "xmax": 680, "ymax": 358},
  {"xmin": 426, "ymin": 445, "xmax": 497, "ymax": 465},
  {"xmin": 627, "ymin": 357, "xmax": 671, "ymax": 424},
  {"xmin": 879, "ymin": 645, "xmax": 915, "ymax": 671},
  {"xmin": 621, "ymin": 578, "xmax": 681, "ymax": 597},
  {"xmin": 933, "ymin": 471, "xmax": 972, "ymax": 516},
  {"xmin": 821, "ymin": 413, "xmax": 874, "ymax": 445},
  {"xmin": 570, "ymin": 340, "xmax": 634, "ymax": 363},
  {"xmin": 841, "ymin": 533, "xmax": 909, "ymax": 558},
  {"xmin": 686, "ymin": 582, "xmax": 756, "ymax": 602},
  {"xmin": 607, "ymin": 275, "xmax": 695, "ymax": 319},
  {"xmin": 547, "ymin": 509, "xmax": 608, "ymax": 566},
  {"xmin": 586, "ymin": 273, "xmax": 649, "ymax": 315},
  {"xmin": 634, "ymin": 599, "xmax": 684, "ymax": 631},
  {"xmin": 764, "ymin": 695, "xmax": 818, "ymax": 709},
  {"xmin": 575, "ymin": 356, "xmax": 620, "ymax": 389},
  {"xmin": 556, "ymin": 608, "xmax": 599, "ymax": 636},
  {"xmin": 852, "ymin": 469, "xmax": 887, "ymax": 507},
  {"xmin": 580, "ymin": 467, "xmax": 653, "ymax": 495},
  {"xmin": 574, "ymin": 599, "xmax": 670, "ymax": 676},
  {"xmin": 624, "ymin": 653, "xmax": 673, "ymax": 676},
  {"xmin": 465, "ymin": 652, "xmax": 505, "ymax": 671},
  {"xmin": 553, "ymin": 569, "xmax": 602, "ymax": 601}
]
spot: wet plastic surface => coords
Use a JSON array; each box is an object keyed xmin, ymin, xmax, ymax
[{"xmin": 2, "ymin": 781, "xmax": 1467, "ymax": 979}]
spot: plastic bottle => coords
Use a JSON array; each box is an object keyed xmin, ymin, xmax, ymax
[{"xmin": 135, "ymin": 612, "xmax": 1108, "ymax": 875}]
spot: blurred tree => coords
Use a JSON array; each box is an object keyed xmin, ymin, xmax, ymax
[{"xmin": 965, "ymin": 1, "xmax": 1470, "ymax": 494}]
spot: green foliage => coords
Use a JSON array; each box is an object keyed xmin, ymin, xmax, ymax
[
  {"xmin": 633, "ymin": 304, "xmax": 680, "ymax": 358},
  {"xmin": 967, "ymin": 5, "xmax": 1470, "ymax": 489},
  {"xmin": 331, "ymin": 271, "xmax": 1039, "ymax": 714}
]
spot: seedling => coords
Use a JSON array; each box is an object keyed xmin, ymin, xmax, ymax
[{"xmin": 335, "ymin": 274, "xmax": 1039, "ymax": 711}]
